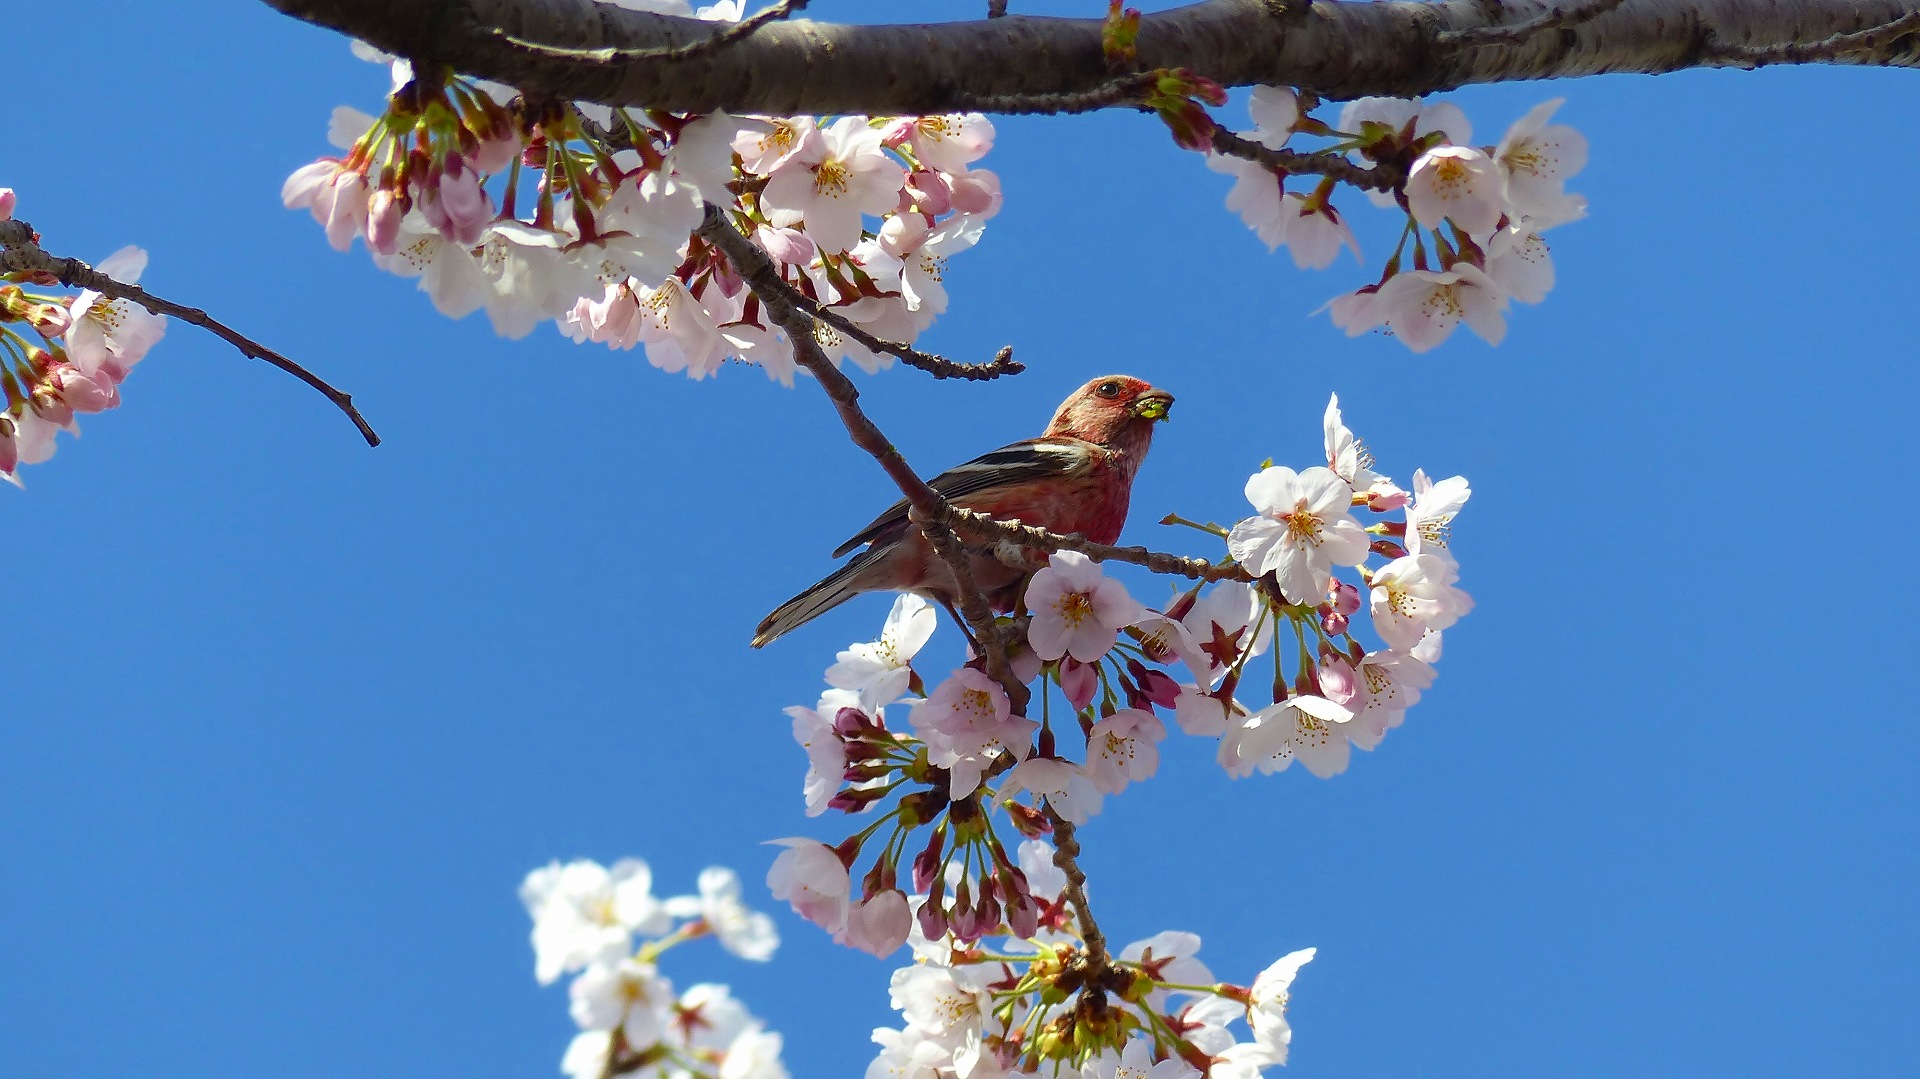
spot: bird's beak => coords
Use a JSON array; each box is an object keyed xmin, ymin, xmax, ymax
[{"xmin": 1133, "ymin": 391, "xmax": 1174, "ymax": 422}]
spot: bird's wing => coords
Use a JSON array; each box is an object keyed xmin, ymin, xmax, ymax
[{"xmin": 830, "ymin": 438, "xmax": 1095, "ymax": 558}]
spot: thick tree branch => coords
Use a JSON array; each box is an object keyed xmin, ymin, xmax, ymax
[
  {"xmin": 1436, "ymin": 0, "xmax": 1630, "ymax": 47},
  {"xmin": 0, "ymin": 220, "xmax": 380, "ymax": 447},
  {"xmin": 495, "ymin": 0, "xmax": 808, "ymax": 64},
  {"xmin": 263, "ymin": 0, "xmax": 1920, "ymax": 117},
  {"xmin": 1706, "ymin": 7, "xmax": 1920, "ymax": 64}
]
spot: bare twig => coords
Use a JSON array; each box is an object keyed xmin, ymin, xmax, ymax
[
  {"xmin": 0, "ymin": 220, "xmax": 380, "ymax": 447},
  {"xmin": 1046, "ymin": 812, "xmax": 1110, "ymax": 973},
  {"xmin": 1208, "ymin": 128, "xmax": 1404, "ymax": 194},
  {"xmin": 945, "ymin": 506, "xmax": 1252, "ymax": 583},
  {"xmin": 1706, "ymin": 8, "xmax": 1920, "ymax": 64},
  {"xmin": 794, "ymin": 294, "xmax": 1024, "ymax": 381},
  {"xmin": 987, "ymin": 0, "xmax": 1008, "ymax": 17},
  {"xmin": 493, "ymin": 0, "xmax": 810, "ymax": 65},
  {"xmin": 696, "ymin": 203, "xmax": 1020, "ymax": 694},
  {"xmin": 1437, "ymin": 0, "xmax": 1631, "ymax": 47}
]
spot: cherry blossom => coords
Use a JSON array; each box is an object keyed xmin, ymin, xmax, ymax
[
  {"xmin": 761, "ymin": 117, "xmax": 906, "ymax": 254},
  {"xmin": 1487, "ymin": 223, "xmax": 1557, "ymax": 305},
  {"xmin": 1405, "ymin": 145, "xmax": 1507, "ymax": 238},
  {"xmin": 66, "ymin": 247, "xmax": 166, "ymax": 379},
  {"xmin": 1405, "ymin": 469, "xmax": 1471, "ymax": 563},
  {"xmin": 767, "ymin": 838, "xmax": 853, "ymax": 933},
  {"xmin": 1026, "ymin": 550, "xmax": 1148, "ymax": 662},
  {"xmin": 1218, "ymin": 695, "xmax": 1355, "ymax": 779},
  {"xmin": 520, "ymin": 858, "xmax": 674, "ymax": 984},
  {"xmin": 1246, "ymin": 948, "xmax": 1315, "ymax": 1063},
  {"xmin": 665, "ymin": 866, "xmax": 779, "ymax": 961},
  {"xmin": 910, "ymin": 668, "xmax": 1037, "ymax": 798},
  {"xmin": 1000, "ymin": 757, "xmax": 1105, "ymax": 823},
  {"xmin": 1345, "ymin": 648, "xmax": 1437, "ymax": 750},
  {"xmin": 897, "ymin": 113, "xmax": 995, "ymax": 174},
  {"xmin": 1081, "ymin": 1039, "xmax": 1203, "ymax": 1079},
  {"xmin": 1228, "ymin": 465, "xmax": 1370, "ymax": 604},
  {"xmin": 1085, "ymin": 709, "xmax": 1167, "ymax": 795},
  {"xmin": 826, "ymin": 594, "xmax": 936, "ymax": 709},
  {"xmin": 1369, "ymin": 554, "xmax": 1475, "ymax": 651},
  {"xmin": 1497, "ymin": 98, "xmax": 1591, "ymax": 223},
  {"xmin": 844, "ymin": 890, "xmax": 914, "ymax": 957},
  {"xmin": 1372, "ymin": 263, "xmax": 1508, "ymax": 352},
  {"xmin": 569, "ymin": 957, "xmax": 672, "ymax": 1044}
]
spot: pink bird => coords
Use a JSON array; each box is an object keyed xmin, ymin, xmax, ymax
[{"xmin": 754, "ymin": 375, "xmax": 1174, "ymax": 647}]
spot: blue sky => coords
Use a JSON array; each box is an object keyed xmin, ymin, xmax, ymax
[{"xmin": 6, "ymin": 2, "xmax": 1918, "ymax": 1076}]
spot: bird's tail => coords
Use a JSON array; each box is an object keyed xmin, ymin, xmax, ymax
[{"xmin": 752, "ymin": 549, "xmax": 882, "ymax": 648}]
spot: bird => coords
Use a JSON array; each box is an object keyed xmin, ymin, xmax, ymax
[{"xmin": 753, "ymin": 374, "xmax": 1174, "ymax": 648}]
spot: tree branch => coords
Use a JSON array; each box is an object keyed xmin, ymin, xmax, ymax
[
  {"xmin": 0, "ymin": 220, "xmax": 380, "ymax": 447},
  {"xmin": 1208, "ymin": 128, "xmax": 1403, "ymax": 193},
  {"xmin": 1046, "ymin": 811, "xmax": 1110, "ymax": 974},
  {"xmin": 261, "ymin": 0, "xmax": 1920, "ymax": 117},
  {"xmin": 1706, "ymin": 7, "xmax": 1920, "ymax": 64},
  {"xmin": 493, "ymin": 0, "xmax": 808, "ymax": 64},
  {"xmin": 1436, "ymin": 0, "xmax": 1629, "ymax": 47},
  {"xmin": 944, "ymin": 506, "xmax": 1252, "ymax": 584},
  {"xmin": 694, "ymin": 204, "xmax": 1019, "ymax": 694}
]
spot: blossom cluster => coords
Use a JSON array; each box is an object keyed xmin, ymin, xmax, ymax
[
  {"xmin": 286, "ymin": 7, "xmax": 1001, "ymax": 383},
  {"xmin": 1205, "ymin": 88, "xmax": 1588, "ymax": 352},
  {"xmin": 0, "ymin": 189, "xmax": 166, "ymax": 486},
  {"xmin": 522, "ymin": 856, "xmax": 787, "ymax": 1079},
  {"xmin": 762, "ymin": 394, "xmax": 1467, "ymax": 1073},
  {"xmin": 864, "ymin": 841, "xmax": 1316, "ymax": 1077}
]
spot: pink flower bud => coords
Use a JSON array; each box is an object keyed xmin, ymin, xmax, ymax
[
  {"xmin": 50, "ymin": 364, "xmax": 120, "ymax": 414},
  {"xmin": 468, "ymin": 133, "xmax": 523, "ymax": 175},
  {"xmin": 754, "ymin": 225, "xmax": 815, "ymax": 267},
  {"xmin": 1318, "ymin": 649, "xmax": 1357, "ymax": 705},
  {"xmin": 432, "ymin": 157, "xmax": 494, "ymax": 246},
  {"xmin": 321, "ymin": 172, "xmax": 370, "ymax": 252},
  {"xmin": 1061, "ymin": 658, "xmax": 1098, "ymax": 712},
  {"xmin": 844, "ymin": 890, "xmax": 912, "ymax": 957},
  {"xmin": 916, "ymin": 897, "xmax": 949, "ymax": 941},
  {"xmin": 365, "ymin": 188, "xmax": 404, "ymax": 256},
  {"xmin": 878, "ymin": 212, "xmax": 931, "ymax": 258},
  {"xmin": 0, "ymin": 188, "xmax": 15, "ymax": 221},
  {"xmin": 949, "ymin": 168, "xmax": 1002, "ymax": 216},
  {"xmin": 0, "ymin": 414, "xmax": 18, "ymax": 476},
  {"xmin": 904, "ymin": 170, "xmax": 952, "ymax": 216}
]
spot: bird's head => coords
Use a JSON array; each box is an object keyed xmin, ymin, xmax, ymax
[{"xmin": 1045, "ymin": 375, "xmax": 1175, "ymax": 445}]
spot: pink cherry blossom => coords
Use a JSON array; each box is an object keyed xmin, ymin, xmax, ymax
[
  {"xmin": 0, "ymin": 188, "xmax": 15, "ymax": 220},
  {"xmin": 766, "ymin": 839, "xmax": 851, "ymax": 934},
  {"xmin": 999, "ymin": 758, "xmax": 1104, "ymax": 824},
  {"xmin": 902, "ymin": 113, "xmax": 994, "ymax": 174},
  {"xmin": 1498, "ymin": 98, "xmax": 1589, "ymax": 222},
  {"xmin": 760, "ymin": 117, "xmax": 905, "ymax": 254},
  {"xmin": 1025, "ymin": 550, "xmax": 1147, "ymax": 662},
  {"xmin": 1085, "ymin": 709, "xmax": 1166, "ymax": 795},
  {"xmin": 1369, "ymin": 554, "xmax": 1474, "ymax": 651},
  {"xmin": 843, "ymin": 890, "xmax": 913, "ymax": 957},
  {"xmin": 909, "ymin": 668, "xmax": 1037, "ymax": 798}
]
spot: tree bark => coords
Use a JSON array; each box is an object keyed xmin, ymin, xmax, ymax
[{"xmin": 262, "ymin": 0, "xmax": 1920, "ymax": 115}]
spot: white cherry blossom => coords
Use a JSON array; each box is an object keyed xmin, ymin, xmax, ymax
[
  {"xmin": 520, "ymin": 858, "xmax": 673, "ymax": 984},
  {"xmin": 1405, "ymin": 469, "xmax": 1470, "ymax": 563},
  {"xmin": 1281, "ymin": 194, "xmax": 1361, "ymax": 270},
  {"xmin": 1487, "ymin": 224, "xmax": 1556, "ymax": 304},
  {"xmin": 66, "ymin": 247, "xmax": 166, "ymax": 379},
  {"xmin": 1345, "ymin": 648, "xmax": 1437, "ymax": 750},
  {"xmin": 1080, "ymin": 1038, "xmax": 1202, "ymax": 1079},
  {"xmin": 766, "ymin": 838, "xmax": 852, "ymax": 934},
  {"xmin": 1206, "ymin": 150, "xmax": 1289, "ymax": 251},
  {"xmin": 1248, "ymin": 85, "xmax": 1300, "ymax": 144},
  {"xmin": 999, "ymin": 757, "xmax": 1104, "ymax": 823},
  {"xmin": 1227, "ymin": 465, "xmax": 1370, "ymax": 604},
  {"xmin": 1247, "ymin": 947, "xmax": 1315, "ymax": 1063},
  {"xmin": 569, "ymin": 957, "xmax": 673, "ymax": 1046},
  {"xmin": 1406, "ymin": 145, "xmax": 1507, "ymax": 238},
  {"xmin": 826, "ymin": 594, "xmax": 936, "ymax": 709},
  {"xmin": 1218, "ymin": 695, "xmax": 1355, "ymax": 779},
  {"xmin": 902, "ymin": 113, "xmax": 995, "ymax": 174},
  {"xmin": 665, "ymin": 866, "xmax": 779, "ymax": 961},
  {"xmin": 1497, "ymin": 98, "xmax": 1590, "ymax": 222},
  {"xmin": 909, "ymin": 668, "xmax": 1037, "ymax": 798},
  {"xmin": 1373, "ymin": 263, "xmax": 1508, "ymax": 352},
  {"xmin": 1369, "ymin": 554, "xmax": 1474, "ymax": 651}
]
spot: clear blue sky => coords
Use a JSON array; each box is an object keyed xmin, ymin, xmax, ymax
[{"xmin": 7, "ymin": 2, "xmax": 1917, "ymax": 1076}]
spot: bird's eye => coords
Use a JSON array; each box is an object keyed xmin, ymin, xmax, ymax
[{"xmin": 1096, "ymin": 380, "xmax": 1122, "ymax": 399}]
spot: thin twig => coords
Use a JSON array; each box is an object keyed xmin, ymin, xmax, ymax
[
  {"xmin": 1046, "ymin": 812, "xmax": 1110, "ymax": 972},
  {"xmin": 945, "ymin": 506, "xmax": 1252, "ymax": 583},
  {"xmin": 696, "ymin": 203, "xmax": 1019, "ymax": 694},
  {"xmin": 1437, "ymin": 0, "xmax": 1630, "ymax": 47},
  {"xmin": 987, "ymin": 0, "xmax": 1008, "ymax": 17},
  {"xmin": 0, "ymin": 220, "xmax": 380, "ymax": 447},
  {"xmin": 950, "ymin": 72, "xmax": 1162, "ymax": 116},
  {"xmin": 793, "ymin": 292, "xmax": 1024, "ymax": 381},
  {"xmin": 491, "ymin": 0, "xmax": 809, "ymax": 66},
  {"xmin": 1705, "ymin": 8, "xmax": 1920, "ymax": 64},
  {"xmin": 1208, "ymin": 128, "xmax": 1404, "ymax": 193}
]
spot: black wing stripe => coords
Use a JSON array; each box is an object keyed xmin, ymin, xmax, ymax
[{"xmin": 828, "ymin": 440, "xmax": 1091, "ymax": 558}]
